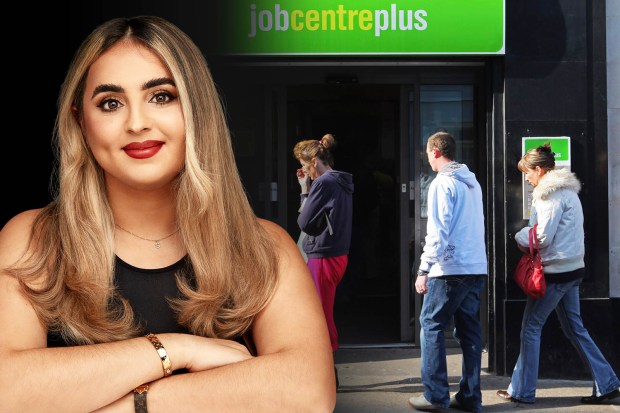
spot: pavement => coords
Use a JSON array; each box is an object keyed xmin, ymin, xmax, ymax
[{"xmin": 333, "ymin": 347, "xmax": 620, "ymax": 412}]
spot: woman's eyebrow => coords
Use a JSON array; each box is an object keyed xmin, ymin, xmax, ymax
[
  {"xmin": 90, "ymin": 78, "xmax": 175, "ymax": 99},
  {"xmin": 143, "ymin": 77, "xmax": 175, "ymax": 89},
  {"xmin": 92, "ymin": 83, "xmax": 123, "ymax": 98}
]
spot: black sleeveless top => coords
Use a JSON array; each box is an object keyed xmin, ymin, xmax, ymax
[
  {"xmin": 47, "ymin": 256, "xmax": 190, "ymax": 347},
  {"xmin": 115, "ymin": 256, "xmax": 192, "ymax": 334},
  {"xmin": 47, "ymin": 256, "xmax": 250, "ymax": 350}
]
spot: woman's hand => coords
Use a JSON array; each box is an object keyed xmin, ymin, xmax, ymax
[
  {"xmin": 181, "ymin": 335, "xmax": 253, "ymax": 373},
  {"xmin": 514, "ymin": 230, "xmax": 530, "ymax": 253},
  {"xmin": 297, "ymin": 168, "xmax": 311, "ymax": 194}
]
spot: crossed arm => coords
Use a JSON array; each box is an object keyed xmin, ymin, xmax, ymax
[{"xmin": 0, "ymin": 214, "xmax": 335, "ymax": 413}]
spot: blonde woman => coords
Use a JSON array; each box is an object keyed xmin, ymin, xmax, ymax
[
  {"xmin": 0, "ymin": 16, "xmax": 335, "ymax": 412},
  {"xmin": 293, "ymin": 134, "xmax": 354, "ymax": 357}
]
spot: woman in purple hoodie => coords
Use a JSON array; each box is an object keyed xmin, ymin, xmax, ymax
[{"xmin": 294, "ymin": 134, "xmax": 354, "ymax": 354}]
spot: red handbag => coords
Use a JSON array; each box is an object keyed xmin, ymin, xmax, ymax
[{"xmin": 513, "ymin": 224, "xmax": 546, "ymax": 298}]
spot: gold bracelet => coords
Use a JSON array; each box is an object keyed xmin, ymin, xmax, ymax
[{"xmin": 145, "ymin": 333, "xmax": 172, "ymax": 377}]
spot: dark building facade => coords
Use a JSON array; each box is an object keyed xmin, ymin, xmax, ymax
[
  {"xmin": 496, "ymin": 1, "xmax": 617, "ymax": 378},
  {"xmin": 4, "ymin": 1, "xmax": 617, "ymax": 380}
]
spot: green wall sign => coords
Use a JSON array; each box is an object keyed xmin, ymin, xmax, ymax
[
  {"xmin": 522, "ymin": 137, "xmax": 571, "ymax": 163},
  {"xmin": 220, "ymin": 0, "xmax": 505, "ymax": 55},
  {"xmin": 521, "ymin": 137, "xmax": 571, "ymax": 219}
]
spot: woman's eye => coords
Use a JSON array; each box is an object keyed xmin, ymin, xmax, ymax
[
  {"xmin": 98, "ymin": 98, "xmax": 123, "ymax": 112},
  {"xmin": 150, "ymin": 91, "xmax": 176, "ymax": 105}
]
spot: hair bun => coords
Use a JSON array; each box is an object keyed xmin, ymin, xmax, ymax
[
  {"xmin": 320, "ymin": 133, "xmax": 336, "ymax": 149},
  {"xmin": 540, "ymin": 142, "xmax": 553, "ymax": 153}
]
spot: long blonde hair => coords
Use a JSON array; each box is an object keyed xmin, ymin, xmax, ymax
[{"xmin": 9, "ymin": 16, "xmax": 278, "ymax": 344}]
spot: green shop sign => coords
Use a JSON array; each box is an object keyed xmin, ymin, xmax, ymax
[
  {"xmin": 522, "ymin": 137, "xmax": 571, "ymax": 163},
  {"xmin": 520, "ymin": 136, "xmax": 571, "ymax": 219},
  {"xmin": 220, "ymin": 0, "xmax": 505, "ymax": 55}
]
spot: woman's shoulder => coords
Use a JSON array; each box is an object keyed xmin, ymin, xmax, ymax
[
  {"xmin": 258, "ymin": 218, "xmax": 291, "ymax": 243},
  {"xmin": 0, "ymin": 208, "xmax": 44, "ymax": 266},
  {"xmin": 257, "ymin": 217, "xmax": 303, "ymax": 268},
  {"xmin": 0, "ymin": 208, "xmax": 43, "ymax": 238}
]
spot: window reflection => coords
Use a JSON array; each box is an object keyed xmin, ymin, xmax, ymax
[{"xmin": 419, "ymin": 85, "xmax": 474, "ymax": 218}]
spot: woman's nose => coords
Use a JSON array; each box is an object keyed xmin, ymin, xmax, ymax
[{"xmin": 126, "ymin": 105, "xmax": 152, "ymax": 133}]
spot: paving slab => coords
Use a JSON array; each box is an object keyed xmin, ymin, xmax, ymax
[{"xmin": 334, "ymin": 347, "xmax": 620, "ymax": 412}]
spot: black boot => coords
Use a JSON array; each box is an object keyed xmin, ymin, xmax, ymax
[{"xmin": 581, "ymin": 388, "xmax": 619, "ymax": 404}]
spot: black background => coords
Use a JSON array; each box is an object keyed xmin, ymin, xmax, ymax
[{"xmin": 2, "ymin": 2, "xmax": 223, "ymax": 227}]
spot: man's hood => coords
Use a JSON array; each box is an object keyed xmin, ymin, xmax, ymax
[{"xmin": 438, "ymin": 162, "xmax": 478, "ymax": 188}]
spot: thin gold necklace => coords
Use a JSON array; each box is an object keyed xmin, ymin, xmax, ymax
[{"xmin": 115, "ymin": 224, "xmax": 179, "ymax": 249}]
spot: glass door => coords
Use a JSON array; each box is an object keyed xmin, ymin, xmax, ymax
[
  {"xmin": 287, "ymin": 83, "xmax": 403, "ymax": 347},
  {"xmin": 408, "ymin": 84, "xmax": 478, "ymax": 346}
]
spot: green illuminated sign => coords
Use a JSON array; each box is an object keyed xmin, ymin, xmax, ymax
[
  {"xmin": 220, "ymin": 0, "xmax": 505, "ymax": 55},
  {"xmin": 522, "ymin": 137, "xmax": 570, "ymax": 163},
  {"xmin": 521, "ymin": 136, "xmax": 571, "ymax": 219}
]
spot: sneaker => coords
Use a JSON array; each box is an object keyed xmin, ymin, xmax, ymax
[{"xmin": 407, "ymin": 395, "xmax": 447, "ymax": 412}]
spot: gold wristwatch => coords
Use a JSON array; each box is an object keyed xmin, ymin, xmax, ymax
[{"xmin": 133, "ymin": 383, "xmax": 149, "ymax": 413}]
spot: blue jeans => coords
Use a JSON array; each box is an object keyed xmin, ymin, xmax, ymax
[
  {"xmin": 508, "ymin": 278, "xmax": 620, "ymax": 402},
  {"xmin": 420, "ymin": 275, "xmax": 485, "ymax": 411}
]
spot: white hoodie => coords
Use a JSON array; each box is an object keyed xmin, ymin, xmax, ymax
[
  {"xmin": 515, "ymin": 168, "xmax": 584, "ymax": 273},
  {"xmin": 419, "ymin": 162, "xmax": 488, "ymax": 276}
]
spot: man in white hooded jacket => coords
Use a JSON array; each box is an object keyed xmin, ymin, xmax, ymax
[{"xmin": 409, "ymin": 131, "xmax": 487, "ymax": 413}]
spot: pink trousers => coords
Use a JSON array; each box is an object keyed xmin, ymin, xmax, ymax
[{"xmin": 307, "ymin": 255, "xmax": 348, "ymax": 351}]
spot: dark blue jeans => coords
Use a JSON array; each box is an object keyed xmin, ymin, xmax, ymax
[
  {"xmin": 508, "ymin": 278, "xmax": 620, "ymax": 402},
  {"xmin": 419, "ymin": 275, "xmax": 485, "ymax": 411}
]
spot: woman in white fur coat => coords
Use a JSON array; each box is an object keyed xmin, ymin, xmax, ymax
[{"xmin": 496, "ymin": 143, "xmax": 620, "ymax": 406}]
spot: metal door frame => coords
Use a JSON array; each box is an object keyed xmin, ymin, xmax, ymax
[{"xmin": 399, "ymin": 70, "xmax": 488, "ymax": 347}]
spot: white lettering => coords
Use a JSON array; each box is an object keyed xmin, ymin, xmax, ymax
[
  {"xmin": 248, "ymin": 4, "xmax": 257, "ymax": 38},
  {"xmin": 258, "ymin": 10, "xmax": 273, "ymax": 31},
  {"xmin": 275, "ymin": 4, "xmax": 289, "ymax": 31},
  {"xmin": 375, "ymin": 10, "xmax": 389, "ymax": 36},
  {"xmin": 414, "ymin": 10, "xmax": 427, "ymax": 30},
  {"xmin": 391, "ymin": 4, "xmax": 397, "ymax": 30}
]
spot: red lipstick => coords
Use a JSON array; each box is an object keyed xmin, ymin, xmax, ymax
[{"xmin": 122, "ymin": 140, "xmax": 164, "ymax": 159}]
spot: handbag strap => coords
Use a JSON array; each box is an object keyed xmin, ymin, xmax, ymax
[{"xmin": 529, "ymin": 224, "xmax": 540, "ymax": 255}]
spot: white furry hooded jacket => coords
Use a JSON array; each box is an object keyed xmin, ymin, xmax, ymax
[{"xmin": 515, "ymin": 168, "xmax": 585, "ymax": 274}]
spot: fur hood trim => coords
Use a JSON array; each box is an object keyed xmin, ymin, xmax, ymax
[{"xmin": 533, "ymin": 168, "xmax": 581, "ymax": 200}]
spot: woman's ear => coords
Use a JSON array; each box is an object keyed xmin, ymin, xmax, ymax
[
  {"xmin": 71, "ymin": 103, "xmax": 86, "ymax": 132},
  {"xmin": 71, "ymin": 103, "xmax": 81, "ymax": 122}
]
